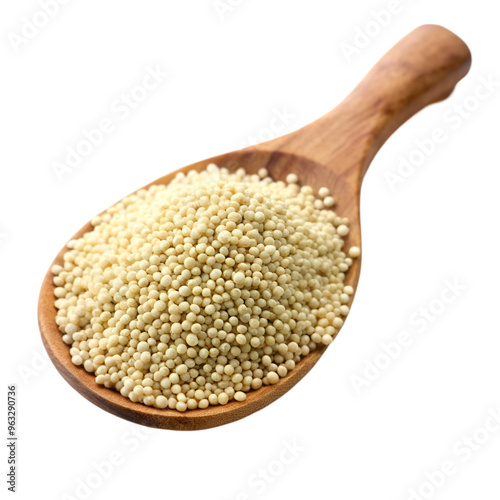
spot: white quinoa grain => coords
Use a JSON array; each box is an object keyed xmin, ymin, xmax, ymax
[
  {"xmin": 348, "ymin": 246, "xmax": 361, "ymax": 258},
  {"xmin": 323, "ymin": 196, "xmax": 335, "ymax": 207},
  {"xmin": 337, "ymin": 224, "xmax": 349, "ymax": 236},
  {"xmin": 318, "ymin": 187, "xmax": 330, "ymax": 198}
]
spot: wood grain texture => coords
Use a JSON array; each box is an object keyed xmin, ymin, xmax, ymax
[{"xmin": 38, "ymin": 25, "xmax": 471, "ymax": 430}]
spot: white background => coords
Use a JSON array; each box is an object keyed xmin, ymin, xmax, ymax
[{"xmin": 2, "ymin": 1, "xmax": 500, "ymax": 499}]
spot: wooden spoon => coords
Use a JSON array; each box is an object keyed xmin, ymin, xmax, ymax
[{"xmin": 38, "ymin": 25, "xmax": 471, "ymax": 430}]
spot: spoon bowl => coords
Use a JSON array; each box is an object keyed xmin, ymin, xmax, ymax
[{"xmin": 38, "ymin": 25, "xmax": 471, "ymax": 430}]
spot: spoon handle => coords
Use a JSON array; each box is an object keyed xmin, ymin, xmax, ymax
[{"xmin": 262, "ymin": 24, "xmax": 471, "ymax": 185}]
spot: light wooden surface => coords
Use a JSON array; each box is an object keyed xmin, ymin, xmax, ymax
[{"xmin": 38, "ymin": 25, "xmax": 471, "ymax": 430}]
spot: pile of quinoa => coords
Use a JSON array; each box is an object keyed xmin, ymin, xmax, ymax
[{"xmin": 52, "ymin": 164, "xmax": 360, "ymax": 411}]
